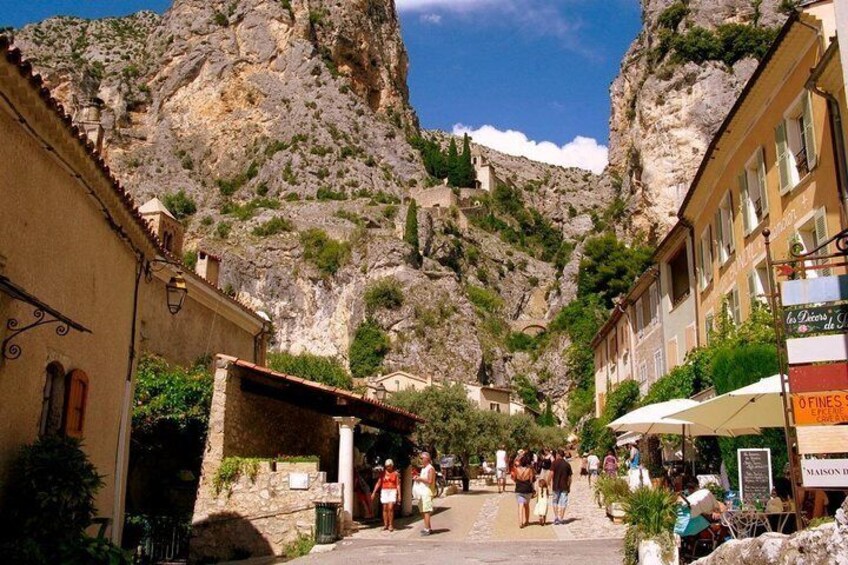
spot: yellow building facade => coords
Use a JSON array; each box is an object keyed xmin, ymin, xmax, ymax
[{"xmin": 680, "ymin": 8, "xmax": 847, "ymax": 340}]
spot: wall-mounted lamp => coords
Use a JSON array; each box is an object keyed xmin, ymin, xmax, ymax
[{"xmin": 166, "ymin": 273, "xmax": 188, "ymax": 315}]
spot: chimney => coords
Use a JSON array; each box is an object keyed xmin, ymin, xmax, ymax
[
  {"xmin": 74, "ymin": 97, "xmax": 105, "ymax": 154},
  {"xmin": 196, "ymin": 251, "xmax": 221, "ymax": 288}
]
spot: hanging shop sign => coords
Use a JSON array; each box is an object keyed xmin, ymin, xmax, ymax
[
  {"xmin": 790, "ymin": 363, "xmax": 848, "ymax": 393},
  {"xmin": 796, "ymin": 425, "xmax": 848, "ymax": 454},
  {"xmin": 737, "ymin": 448, "xmax": 772, "ymax": 504},
  {"xmin": 791, "ymin": 391, "xmax": 848, "ymax": 426},
  {"xmin": 800, "ymin": 457, "xmax": 848, "ymax": 489},
  {"xmin": 781, "ymin": 275, "xmax": 848, "ymax": 307},
  {"xmin": 787, "ymin": 335, "xmax": 848, "ymax": 365},
  {"xmin": 784, "ymin": 304, "xmax": 848, "ymax": 336}
]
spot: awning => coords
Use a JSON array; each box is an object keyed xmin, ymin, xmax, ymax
[{"xmin": 616, "ymin": 431, "xmax": 643, "ymax": 447}]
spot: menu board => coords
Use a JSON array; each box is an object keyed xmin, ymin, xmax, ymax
[{"xmin": 738, "ymin": 448, "xmax": 773, "ymax": 504}]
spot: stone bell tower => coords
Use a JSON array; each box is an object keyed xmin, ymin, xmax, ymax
[{"xmin": 139, "ymin": 198, "xmax": 184, "ymax": 256}]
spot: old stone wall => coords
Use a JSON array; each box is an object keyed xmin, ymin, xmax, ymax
[{"xmin": 190, "ymin": 461, "xmax": 342, "ymax": 562}]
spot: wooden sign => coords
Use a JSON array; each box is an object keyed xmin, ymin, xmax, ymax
[
  {"xmin": 781, "ymin": 275, "xmax": 848, "ymax": 306},
  {"xmin": 801, "ymin": 457, "xmax": 848, "ymax": 488},
  {"xmin": 784, "ymin": 304, "xmax": 848, "ymax": 336},
  {"xmin": 790, "ymin": 363, "xmax": 848, "ymax": 393},
  {"xmin": 797, "ymin": 425, "xmax": 848, "ymax": 454},
  {"xmin": 787, "ymin": 335, "xmax": 848, "ymax": 364},
  {"xmin": 792, "ymin": 391, "xmax": 848, "ymax": 425},
  {"xmin": 737, "ymin": 448, "xmax": 772, "ymax": 504}
]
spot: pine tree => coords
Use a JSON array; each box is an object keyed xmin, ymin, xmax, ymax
[
  {"xmin": 404, "ymin": 200, "xmax": 421, "ymax": 267},
  {"xmin": 446, "ymin": 138, "xmax": 460, "ymax": 186}
]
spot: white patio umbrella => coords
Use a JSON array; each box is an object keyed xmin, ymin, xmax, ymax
[
  {"xmin": 668, "ymin": 375, "xmax": 785, "ymax": 431},
  {"xmin": 607, "ymin": 399, "xmax": 757, "ymax": 437}
]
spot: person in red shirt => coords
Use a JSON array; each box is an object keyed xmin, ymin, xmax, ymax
[{"xmin": 372, "ymin": 459, "xmax": 401, "ymax": 532}]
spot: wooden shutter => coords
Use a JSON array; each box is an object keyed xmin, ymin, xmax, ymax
[
  {"xmin": 706, "ymin": 226, "xmax": 714, "ymax": 282},
  {"xmin": 63, "ymin": 370, "xmax": 89, "ymax": 438},
  {"xmin": 635, "ymin": 298, "xmax": 644, "ymax": 334},
  {"xmin": 803, "ymin": 92, "xmax": 817, "ymax": 170},
  {"xmin": 714, "ymin": 210, "xmax": 724, "ymax": 262},
  {"xmin": 732, "ymin": 288, "xmax": 741, "ymax": 324},
  {"xmin": 776, "ymin": 122, "xmax": 792, "ymax": 194},
  {"xmin": 748, "ymin": 271, "xmax": 758, "ymax": 305},
  {"xmin": 739, "ymin": 171, "xmax": 751, "ymax": 234},
  {"xmin": 815, "ymin": 207, "xmax": 831, "ymax": 277},
  {"xmin": 757, "ymin": 148, "xmax": 769, "ymax": 216}
]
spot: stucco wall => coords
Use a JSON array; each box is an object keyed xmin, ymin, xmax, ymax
[
  {"xmin": 0, "ymin": 73, "xmax": 139, "ymax": 537},
  {"xmin": 139, "ymin": 279, "xmax": 258, "ymax": 367}
]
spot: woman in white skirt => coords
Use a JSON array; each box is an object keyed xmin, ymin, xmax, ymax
[{"xmin": 372, "ymin": 459, "xmax": 402, "ymax": 531}]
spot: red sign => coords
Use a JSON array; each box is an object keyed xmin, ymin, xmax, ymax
[
  {"xmin": 792, "ymin": 391, "xmax": 848, "ymax": 425},
  {"xmin": 789, "ymin": 363, "xmax": 848, "ymax": 393}
]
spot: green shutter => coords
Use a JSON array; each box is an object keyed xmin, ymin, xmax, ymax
[
  {"xmin": 757, "ymin": 147, "xmax": 769, "ymax": 216},
  {"xmin": 803, "ymin": 92, "xmax": 817, "ymax": 170},
  {"xmin": 739, "ymin": 171, "xmax": 751, "ymax": 234},
  {"xmin": 714, "ymin": 210, "xmax": 724, "ymax": 262},
  {"xmin": 776, "ymin": 122, "xmax": 791, "ymax": 194}
]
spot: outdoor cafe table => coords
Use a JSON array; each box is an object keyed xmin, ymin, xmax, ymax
[{"xmin": 720, "ymin": 509, "xmax": 794, "ymax": 539}]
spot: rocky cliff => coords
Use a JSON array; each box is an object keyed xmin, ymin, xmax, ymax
[
  {"xmin": 9, "ymin": 0, "xmax": 613, "ymax": 399},
  {"xmin": 608, "ymin": 0, "xmax": 787, "ymax": 239}
]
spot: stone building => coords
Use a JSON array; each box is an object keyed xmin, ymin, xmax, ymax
[
  {"xmin": 471, "ymin": 149, "xmax": 498, "ymax": 192},
  {"xmin": 365, "ymin": 370, "xmax": 432, "ymax": 398},
  {"xmin": 191, "ymin": 356, "xmax": 422, "ymax": 562},
  {"xmin": 0, "ymin": 39, "xmax": 267, "ymax": 543}
]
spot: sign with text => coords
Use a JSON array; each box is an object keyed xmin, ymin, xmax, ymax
[
  {"xmin": 782, "ymin": 275, "xmax": 848, "ymax": 306},
  {"xmin": 787, "ymin": 335, "xmax": 848, "ymax": 365},
  {"xmin": 797, "ymin": 426, "xmax": 848, "ymax": 454},
  {"xmin": 792, "ymin": 391, "xmax": 848, "ymax": 425},
  {"xmin": 737, "ymin": 448, "xmax": 772, "ymax": 504},
  {"xmin": 784, "ymin": 304, "xmax": 848, "ymax": 336},
  {"xmin": 801, "ymin": 458, "xmax": 848, "ymax": 488},
  {"xmin": 790, "ymin": 363, "xmax": 848, "ymax": 393}
]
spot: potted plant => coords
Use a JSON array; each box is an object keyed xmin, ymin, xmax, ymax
[
  {"xmin": 596, "ymin": 476, "xmax": 631, "ymax": 523},
  {"xmin": 623, "ymin": 487, "xmax": 679, "ymax": 565}
]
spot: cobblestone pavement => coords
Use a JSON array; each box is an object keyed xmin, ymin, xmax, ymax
[{"xmin": 291, "ymin": 461, "xmax": 625, "ymax": 563}]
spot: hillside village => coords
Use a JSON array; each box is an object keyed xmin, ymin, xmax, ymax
[{"xmin": 2, "ymin": 0, "xmax": 848, "ymax": 563}]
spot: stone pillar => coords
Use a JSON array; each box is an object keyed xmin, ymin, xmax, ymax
[
  {"xmin": 401, "ymin": 466, "xmax": 413, "ymax": 517},
  {"xmin": 334, "ymin": 416, "xmax": 360, "ymax": 524}
]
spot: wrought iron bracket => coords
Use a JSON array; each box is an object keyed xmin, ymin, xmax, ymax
[
  {"xmin": 788, "ymin": 227, "xmax": 848, "ymax": 260},
  {"xmin": 0, "ymin": 275, "xmax": 91, "ymax": 361},
  {"xmin": 3, "ymin": 308, "xmax": 71, "ymax": 360}
]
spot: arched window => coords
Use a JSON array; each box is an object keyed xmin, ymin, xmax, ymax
[
  {"xmin": 39, "ymin": 361, "xmax": 65, "ymax": 436},
  {"xmin": 63, "ymin": 369, "xmax": 89, "ymax": 438}
]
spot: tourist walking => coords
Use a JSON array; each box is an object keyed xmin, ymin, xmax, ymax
[
  {"xmin": 550, "ymin": 449, "xmax": 573, "ymax": 525},
  {"xmin": 586, "ymin": 450, "xmax": 600, "ymax": 486},
  {"xmin": 496, "ymin": 445, "xmax": 508, "ymax": 493},
  {"xmin": 603, "ymin": 449, "xmax": 618, "ymax": 477},
  {"xmin": 512, "ymin": 452, "xmax": 536, "ymax": 528},
  {"xmin": 372, "ymin": 459, "xmax": 401, "ymax": 532},
  {"xmin": 627, "ymin": 442, "xmax": 643, "ymax": 490},
  {"xmin": 539, "ymin": 449, "xmax": 553, "ymax": 482},
  {"xmin": 414, "ymin": 452, "xmax": 436, "ymax": 536},
  {"xmin": 534, "ymin": 478, "xmax": 550, "ymax": 526}
]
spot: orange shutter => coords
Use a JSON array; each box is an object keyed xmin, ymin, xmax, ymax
[{"xmin": 64, "ymin": 370, "xmax": 89, "ymax": 438}]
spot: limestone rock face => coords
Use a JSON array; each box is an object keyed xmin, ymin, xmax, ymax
[
  {"xmin": 10, "ymin": 1, "xmax": 614, "ymax": 397},
  {"xmin": 608, "ymin": 0, "xmax": 784, "ymax": 238}
]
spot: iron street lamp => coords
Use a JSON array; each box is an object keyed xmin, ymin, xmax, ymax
[
  {"xmin": 375, "ymin": 383, "xmax": 388, "ymax": 402},
  {"xmin": 166, "ymin": 273, "xmax": 188, "ymax": 315}
]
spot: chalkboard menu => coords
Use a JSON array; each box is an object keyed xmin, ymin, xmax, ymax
[{"xmin": 738, "ymin": 448, "xmax": 773, "ymax": 504}]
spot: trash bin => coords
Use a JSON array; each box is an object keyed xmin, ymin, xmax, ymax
[{"xmin": 315, "ymin": 503, "xmax": 338, "ymax": 544}]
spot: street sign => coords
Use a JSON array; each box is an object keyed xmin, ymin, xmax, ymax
[
  {"xmin": 781, "ymin": 275, "xmax": 848, "ymax": 306},
  {"xmin": 790, "ymin": 363, "xmax": 848, "ymax": 393},
  {"xmin": 784, "ymin": 304, "xmax": 848, "ymax": 336},
  {"xmin": 787, "ymin": 335, "xmax": 848, "ymax": 364},
  {"xmin": 800, "ymin": 457, "xmax": 848, "ymax": 488},
  {"xmin": 791, "ymin": 391, "xmax": 848, "ymax": 425},
  {"xmin": 797, "ymin": 425, "xmax": 848, "ymax": 454},
  {"xmin": 737, "ymin": 448, "xmax": 772, "ymax": 504}
]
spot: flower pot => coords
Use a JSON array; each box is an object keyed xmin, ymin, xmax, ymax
[
  {"xmin": 607, "ymin": 502, "xmax": 626, "ymax": 524},
  {"xmin": 638, "ymin": 539, "xmax": 678, "ymax": 565}
]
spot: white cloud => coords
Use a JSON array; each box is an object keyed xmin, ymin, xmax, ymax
[
  {"xmin": 452, "ymin": 124, "xmax": 608, "ymax": 175},
  {"xmin": 420, "ymin": 13, "xmax": 443, "ymax": 24}
]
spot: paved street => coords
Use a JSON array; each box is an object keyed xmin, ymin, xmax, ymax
[{"xmin": 293, "ymin": 462, "xmax": 625, "ymax": 564}]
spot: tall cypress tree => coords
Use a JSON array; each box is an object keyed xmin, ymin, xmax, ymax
[
  {"xmin": 459, "ymin": 133, "xmax": 475, "ymax": 188},
  {"xmin": 447, "ymin": 138, "xmax": 460, "ymax": 186},
  {"xmin": 404, "ymin": 200, "xmax": 421, "ymax": 267}
]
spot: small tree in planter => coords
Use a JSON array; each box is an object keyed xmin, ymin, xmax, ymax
[{"xmin": 623, "ymin": 487, "xmax": 678, "ymax": 565}]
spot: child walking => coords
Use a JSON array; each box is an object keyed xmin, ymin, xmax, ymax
[{"xmin": 534, "ymin": 478, "xmax": 550, "ymax": 526}]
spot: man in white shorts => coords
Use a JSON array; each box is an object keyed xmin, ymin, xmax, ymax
[{"xmin": 496, "ymin": 445, "xmax": 508, "ymax": 493}]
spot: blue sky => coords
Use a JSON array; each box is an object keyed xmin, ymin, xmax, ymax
[{"xmin": 1, "ymin": 0, "xmax": 641, "ymax": 173}]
